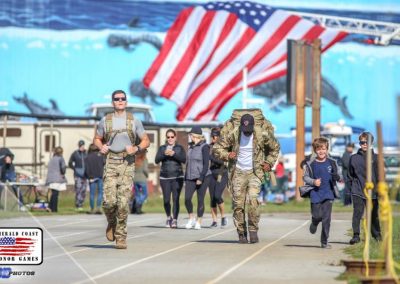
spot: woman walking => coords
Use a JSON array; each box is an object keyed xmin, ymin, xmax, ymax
[
  {"xmin": 46, "ymin": 147, "xmax": 67, "ymax": 213},
  {"xmin": 209, "ymin": 128, "xmax": 228, "ymax": 228},
  {"xmin": 184, "ymin": 126, "xmax": 211, "ymax": 230},
  {"xmin": 155, "ymin": 129, "xmax": 186, "ymax": 228}
]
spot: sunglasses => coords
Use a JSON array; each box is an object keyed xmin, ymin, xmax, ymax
[
  {"xmin": 113, "ymin": 97, "xmax": 126, "ymax": 102},
  {"xmin": 167, "ymin": 136, "xmax": 175, "ymax": 139},
  {"xmin": 359, "ymin": 141, "xmax": 368, "ymax": 145}
]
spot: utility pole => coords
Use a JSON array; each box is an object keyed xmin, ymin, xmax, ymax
[
  {"xmin": 294, "ymin": 41, "xmax": 306, "ymax": 202},
  {"xmin": 311, "ymin": 39, "xmax": 321, "ymax": 141}
]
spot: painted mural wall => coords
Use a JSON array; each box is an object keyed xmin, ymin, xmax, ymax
[{"xmin": 0, "ymin": 0, "xmax": 399, "ymax": 150}]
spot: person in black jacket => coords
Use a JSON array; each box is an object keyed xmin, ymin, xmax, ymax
[
  {"xmin": 209, "ymin": 128, "xmax": 228, "ymax": 228},
  {"xmin": 155, "ymin": 129, "xmax": 186, "ymax": 228},
  {"xmin": 85, "ymin": 144, "xmax": 104, "ymax": 214},
  {"xmin": 348, "ymin": 132, "xmax": 381, "ymax": 244},
  {"xmin": 68, "ymin": 140, "xmax": 88, "ymax": 211},
  {"xmin": 341, "ymin": 142, "xmax": 354, "ymax": 206}
]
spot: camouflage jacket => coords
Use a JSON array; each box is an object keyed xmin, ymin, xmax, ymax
[{"xmin": 213, "ymin": 109, "xmax": 280, "ymax": 182}]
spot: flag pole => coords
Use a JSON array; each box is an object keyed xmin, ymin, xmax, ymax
[{"xmin": 242, "ymin": 67, "xmax": 248, "ymax": 109}]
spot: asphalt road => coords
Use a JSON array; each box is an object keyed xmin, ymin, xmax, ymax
[{"xmin": 0, "ymin": 212, "xmax": 352, "ymax": 284}]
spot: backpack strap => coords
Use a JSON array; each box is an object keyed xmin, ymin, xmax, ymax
[
  {"xmin": 126, "ymin": 112, "xmax": 136, "ymax": 145},
  {"xmin": 105, "ymin": 113, "xmax": 113, "ymax": 143}
]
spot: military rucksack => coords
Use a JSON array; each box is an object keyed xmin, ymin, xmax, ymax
[
  {"xmin": 219, "ymin": 108, "xmax": 274, "ymax": 141},
  {"xmin": 104, "ymin": 112, "xmax": 137, "ymax": 146}
]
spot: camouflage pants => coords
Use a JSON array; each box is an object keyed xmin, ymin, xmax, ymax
[
  {"xmin": 230, "ymin": 168, "xmax": 261, "ymax": 234},
  {"xmin": 103, "ymin": 160, "xmax": 135, "ymax": 241}
]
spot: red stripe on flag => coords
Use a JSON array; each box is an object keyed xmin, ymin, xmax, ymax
[
  {"xmin": 160, "ymin": 11, "xmax": 217, "ymax": 99},
  {"xmin": 143, "ymin": 7, "xmax": 194, "ymax": 88},
  {"xmin": 193, "ymin": 13, "xmax": 238, "ymax": 81},
  {"xmin": 322, "ymin": 31, "xmax": 348, "ymax": 52},
  {"xmin": 193, "ymin": 15, "xmax": 300, "ymax": 120},
  {"xmin": 177, "ymin": 26, "xmax": 257, "ymax": 120}
]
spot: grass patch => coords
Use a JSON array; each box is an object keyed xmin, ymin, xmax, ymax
[{"xmin": 340, "ymin": 215, "xmax": 400, "ymax": 282}]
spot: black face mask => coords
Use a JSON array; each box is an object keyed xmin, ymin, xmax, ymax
[{"xmin": 243, "ymin": 131, "xmax": 253, "ymax": 137}]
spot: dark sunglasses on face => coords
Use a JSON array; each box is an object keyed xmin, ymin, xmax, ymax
[
  {"xmin": 359, "ymin": 141, "xmax": 368, "ymax": 145},
  {"xmin": 113, "ymin": 97, "xmax": 126, "ymax": 102},
  {"xmin": 167, "ymin": 136, "xmax": 175, "ymax": 139}
]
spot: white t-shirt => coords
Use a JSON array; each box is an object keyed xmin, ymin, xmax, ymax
[{"xmin": 236, "ymin": 132, "xmax": 253, "ymax": 170}]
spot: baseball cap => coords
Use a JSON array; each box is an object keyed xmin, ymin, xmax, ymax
[
  {"xmin": 78, "ymin": 140, "xmax": 85, "ymax": 147},
  {"xmin": 189, "ymin": 126, "xmax": 202, "ymax": 135},
  {"xmin": 240, "ymin": 114, "xmax": 254, "ymax": 133}
]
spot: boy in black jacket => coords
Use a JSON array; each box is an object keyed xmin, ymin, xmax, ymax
[
  {"xmin": 303, "ymin": 137, "xmax": 340, "ymax": 248},
  {"xmin": 348, "ymin": 132, "xmax": 381, "ymax": 244}
]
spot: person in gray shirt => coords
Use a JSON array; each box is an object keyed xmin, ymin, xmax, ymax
[{"xmin": 93, "ymin": 89, "xmax": 150, "ymax": 249}]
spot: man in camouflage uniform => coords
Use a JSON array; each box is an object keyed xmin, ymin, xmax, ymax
[
  {"xmin": 93, "ymin": 90, "xmax": 150, "ymax": 249},
  {"xmin": 213, "ymin": 110, "xmax": 280, "ymax": 244}
]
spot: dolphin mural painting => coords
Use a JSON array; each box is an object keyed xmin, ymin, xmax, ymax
[
  {"xmin": 13, "ymin": 93, "xmax": 65, "ymax": 116},
  {"xmin": 252, "ymin": 76, "xmax": 353, "ymax": 119},
  {"xmin": 108, "ymin": 33, "xmax": 353, "ymax": 119}
]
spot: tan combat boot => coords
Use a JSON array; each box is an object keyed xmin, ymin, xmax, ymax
[
  {"xmin": 106, "ymin": 223, "xmax": 116, "ymax": 242},
  {"xmin": 115, "ymin": 239, "xmax": 127, "ymax": 249}
]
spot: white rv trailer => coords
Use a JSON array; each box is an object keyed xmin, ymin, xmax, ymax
[{"xmin": 0, "ymin": 107, "xmax": 220, "ymax": 192}]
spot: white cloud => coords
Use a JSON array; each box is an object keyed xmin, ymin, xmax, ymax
[{"xmin": 0, "ymin": 43, "xmax": 8, "ymax": 49}]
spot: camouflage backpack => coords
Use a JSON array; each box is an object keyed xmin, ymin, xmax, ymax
[{"xmin": 219, "ymin": 108, "xmax": 274, "ymax": 140}]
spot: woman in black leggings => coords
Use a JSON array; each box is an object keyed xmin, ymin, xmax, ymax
[
  {"xmin": 184, "ymin": 126, "xmax": 211, "ymax": 230},
  {"xmin": 209, "ymin": 128, "xmax": 228, "ymax": 228},
  {"xmin": 155, "ymin": 129, "xmax": 186, "ymax": 228}
]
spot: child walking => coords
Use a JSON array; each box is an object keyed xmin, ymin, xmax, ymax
[{"xmin": 302, "ymin": 137, "xmax": 340, "ymax": 248}]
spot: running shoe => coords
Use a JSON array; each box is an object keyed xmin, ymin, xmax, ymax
[
  {"xmin": 185, "ymin": 218, "xmax": 196, "ymax": 229},
  {"xmin": 194, "ymin": 221, "xmax": 202, "ymax": 230},
  {"xmin": 165, "ymin": 217, "xmax": 172, "ymax": 228},
  {"xmin": 171, "ymin": 219, "xmax": 178, "ymax": 228},
  {"xmin": 210, "ymin": 221, "xmax": 218, "ymax": 228},
  {"xmin": 221, "ymin": 217, "xmax": 228, "ymax": 228}
]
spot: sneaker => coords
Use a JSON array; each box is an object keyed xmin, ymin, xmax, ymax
[
  {"xmin": 75, "ymin": 207, "xmax": 84, "ymax": 212},
  {"xmin": 221, "ymin": 217, "xmax": 228, "ymax": 228},
  {"xmin": 194, "ymin": 221, "xmax": 202, "ymax": 230},
  {"xmin": 95, "ymin": 209, "xmax": 102, "ymax": 215},
  {"xmin": 171, "ymin": 219, "xmax": 178, "ymax": 228},
  {"xmin": 321, "ymin": 243, "xmax": 332, "ymax": 249},
  {"xmin": 165, "ymin": 217, "xmax": 172, "ymax": 228},
  {"xmin": 185, "ymin": 218, "xmax": 196, "ymax": 229},
  {"xmin": 210, "ymin": 221, "xmax": 218, "ymax": 228},
  {"xmin": 309, "ymin": 222, "xmax": 317, "ymax": 234},
  {"xmin": 349, "ymin": 235, "xmax": 360, "ymax": 245},
  {"xmin": 238, "ymin": 233, "xmax": 248, "ymax": 244}
]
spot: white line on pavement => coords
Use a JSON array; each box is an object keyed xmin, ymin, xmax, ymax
[
  {"xmin": 45, "ymin": 231, "xmax": 159, "ymax": 260},
  {"xmin": 205, "ymin": 220, "xmax": 309, "ymax": 284},
  {"xmin": 73, "ymin": 228, "xmax": 237, "ymax": 284}
]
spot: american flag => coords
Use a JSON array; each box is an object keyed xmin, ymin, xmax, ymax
[
  {"xmin": 0, "ymin": 237, "xmax": 36, "ymax": 256},
  {"xmin": 143, "ymin": 1, "xmax": 348, "ymax": 121}
]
